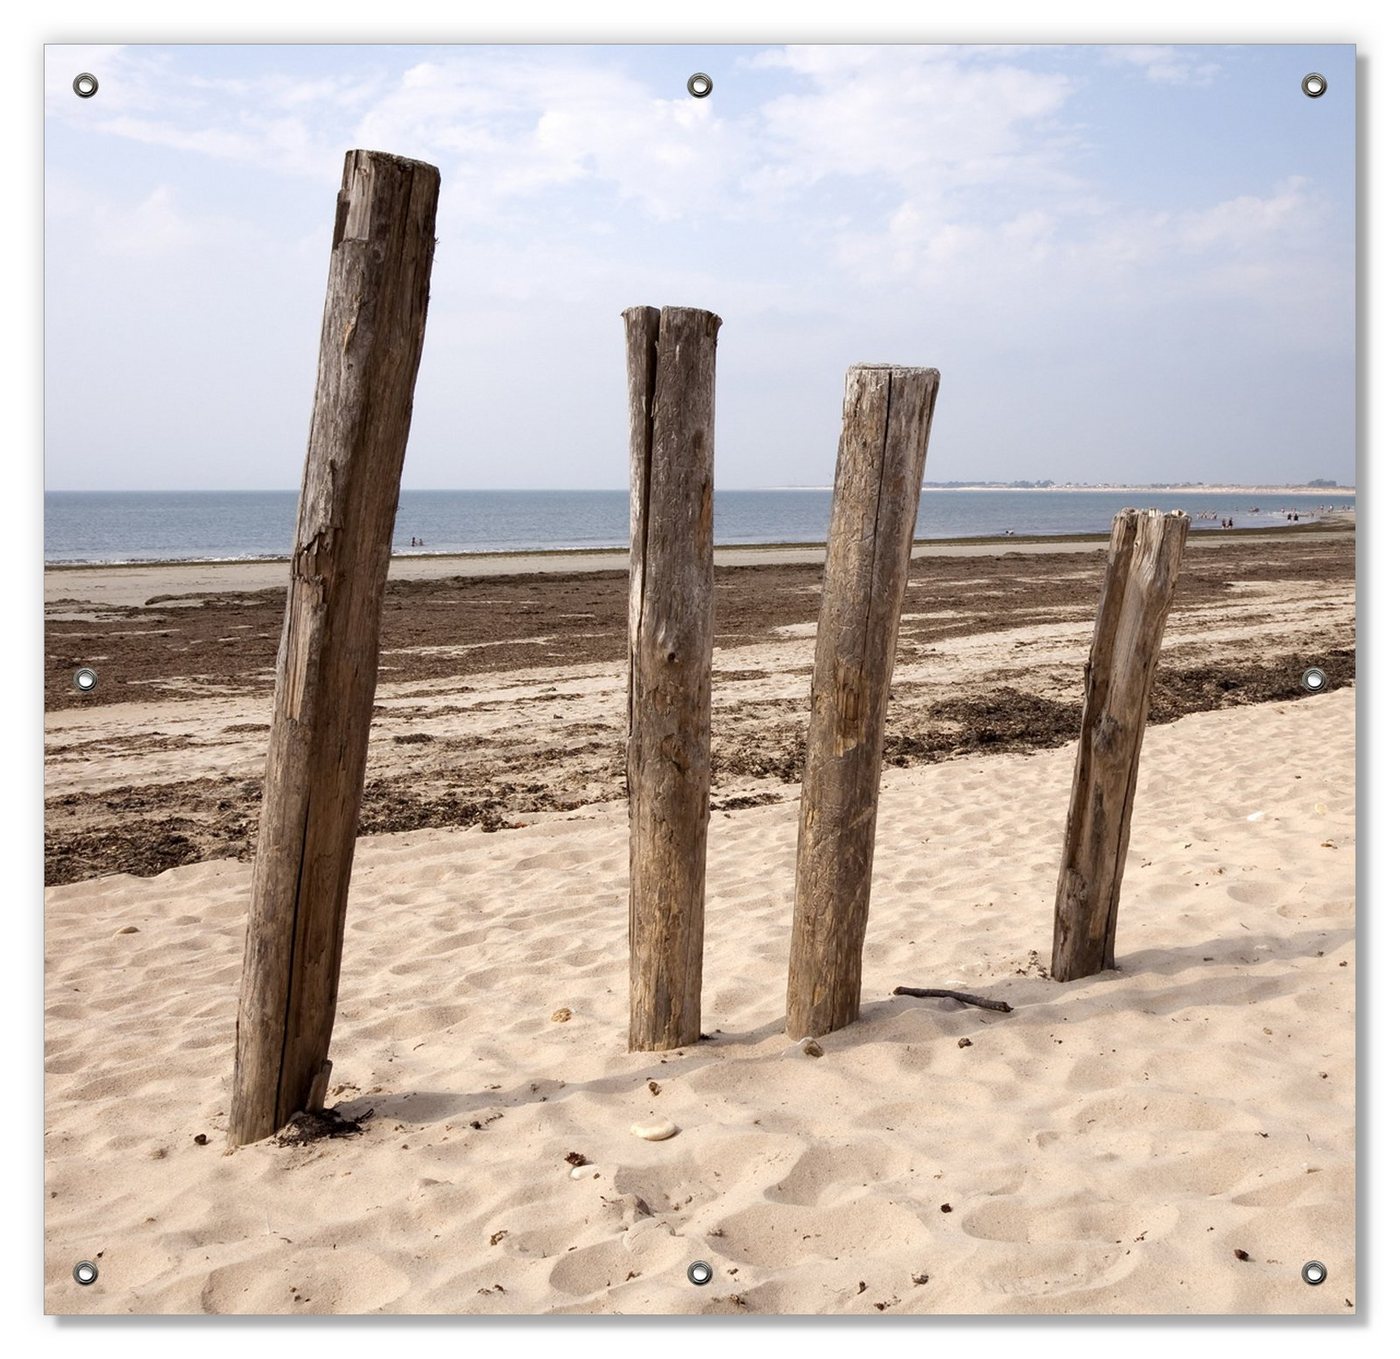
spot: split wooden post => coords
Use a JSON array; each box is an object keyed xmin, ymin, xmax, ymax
[
  {"xmin": 228, "ymin": 151, "xmax": 439, "ymax": 1147},
  {"xmin": 624, "ymin": 305, "xmax": 721, "ymax": 1052},
  {"xmin": 1051, "ymin": 508, "xmax": 1190, "ymax": 982},
  {"xmin": 785, "ymin": 364, "xmax": 940, "ymax": 1040}
]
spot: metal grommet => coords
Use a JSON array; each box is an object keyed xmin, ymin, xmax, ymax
[
  {"xmin": 73, "ymin": 73, "xmax": 99, "ymax": 99},
  {"xmin": 73, "ymin": 1260, "xmax": 99, "ymax": 1285},
  {"xmin": 1302, "ymin": 666, "xmax": 1327, "ymax": 694},
  {"xmin": 74, "ymin": 666, "xmax": 98, "ymax": 694},
  {"xmin": 1302, "ymin": 73, "xmax": 1327, "ymax": 98},
  {"xmin": 687, "ymin": 1259, "xmax": 713, "ymax": 1286},
  {"xmin": 687, "ymin": 72, "xmax": 713, "ymax": 99},
  {"xmin": 1301, "ymin": 1260, "xmax": 1327, "ymax": 1285}
]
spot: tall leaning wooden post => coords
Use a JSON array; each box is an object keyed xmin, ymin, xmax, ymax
[
  {"xmin": 1051, "ymin": 508, "xmax": 1189, "ymax": 983},
  {"xmin": 228, "ymin": 151, "xmax": 439, "ymax": 1146},
  {"xmin": 786, "ymin": 364, "xmax": 940, "ymax": 1040},
  {"xmin": 624, "ymin": 305, "xmax": 721, "ymax": 1051}
]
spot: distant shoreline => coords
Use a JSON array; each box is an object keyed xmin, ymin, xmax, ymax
[
  {"xmin": 927, "ymin": 484, "xmax": 1354, "ymax": 495},
  {"xmin": 43, "ymin": 520, "xmax": 1355, "ymax": 610},
  {"xmin": 44, "ymin": 517, "xmax": 1354, "ymax": 573},
  {"xmin": 47, "ymin": 484, "xmax": 1358, "ymax": 497},
  {"xmin": 774, "ymin": 484, "xmax": 1358, "ymax": 495}
]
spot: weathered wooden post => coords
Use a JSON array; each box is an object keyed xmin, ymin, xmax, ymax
[
  {"xmin": 1051, "ymin": 508, "xmax": 1190, "ymax": 982},
  {"xmin": 624, "ymin": 305, "xmax": 721, "ymax": 1051},
  {"xmin": 229, "ymin": 150, "xmax": 439, "ymax": 1146},
  {"xmin": 785, "ymin": 364, "xmax": 940, "ymax": 1040}
]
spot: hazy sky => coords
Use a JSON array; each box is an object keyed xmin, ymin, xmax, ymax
[{"xmin": 44, "ymin": 43, "xmax": 1355, "ymax": 491}]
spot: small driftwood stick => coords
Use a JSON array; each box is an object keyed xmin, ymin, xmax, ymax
[{"xmin": 892, "ymin": 986, "xmax": 1013, "ymax": 1013}]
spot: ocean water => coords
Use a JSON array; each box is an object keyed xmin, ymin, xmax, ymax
[{"xmin": 43, "ymin": 488, "xmax": 1355, "ymax": 565}]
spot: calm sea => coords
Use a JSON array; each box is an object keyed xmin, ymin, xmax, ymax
[{"xmin": 43, "ymin": 488, "xmax": 1355, "ymax": 565}]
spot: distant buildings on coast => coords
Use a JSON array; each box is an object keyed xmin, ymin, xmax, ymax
[{"xmin": 920, "ymin": 479, "xmax": 1350, "ymax": 491}]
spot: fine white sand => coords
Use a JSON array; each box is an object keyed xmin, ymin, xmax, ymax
[{"xmin": 45, "ymin": 689, "xmax": 1355, "ymax": 1315}]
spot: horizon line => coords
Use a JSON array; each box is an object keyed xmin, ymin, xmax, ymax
[{"xmin": 44, "ymin": 482, "xmax": 1359, "ymax": 495}]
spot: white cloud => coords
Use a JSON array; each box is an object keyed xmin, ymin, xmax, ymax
[
  {"xmin": 45, "ymin": 45, "xmax": 1084, "ymax": 230},
  {"xmin": 1105, "ymin": 45, "xmax": 1222, "ymax": 86},
  {"xmin": 1176, "ymin": 176, "xmax": 1311, "ymax": 251},
  {"xmin": 96, "ymin": 185, "xmax": 196, "ymax": 257},
  {"xmin": 46, "ymin": 175, "xmax": 199, "ymax": 258},
  {"xmin": 45, "ymin": 46, "xmax": 367, "ymax": 179},
  {"xmin": 356, "ymin": 55, "xmax": 752, "ymax": 223},
  {"xmin": 751, "ymin": 45, "xmax": 1076, "ymax": 197},
  {"xmin": 42, "ymin": 44, "xmax": 1354, "ymax": 490}
]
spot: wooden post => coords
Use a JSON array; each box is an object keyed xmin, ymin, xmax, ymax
[
  {"xmin": 624, "ymin": 305, "xmax": 721, "ymax": 1051},
  {"xmin": 1051, "ymin": 508, "xmax": 1190, "ymax": 982},
  {"xmin": 228, "ymin": 151, "xmax": 439, "ymax": 1146},
  {"xmin": 785, "ymin": 364, "xmax": 940, "ymax": 1040}
]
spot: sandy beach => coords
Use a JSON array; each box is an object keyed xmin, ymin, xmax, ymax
[
  {"xmin": 35, "ymin": 31, "xmax": 1365, "ymax": 1329},
  {"xmin": 44, "ymin": 522, "xmax": 1355, "ymax": 611},
  {"xmin": 43, "ymin": 527, "xmax": 1355, "ymax": 1315}
]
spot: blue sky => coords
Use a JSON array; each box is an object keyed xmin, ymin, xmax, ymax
[{"xmin": 44, "ymin": 43, "xmax": 1355, "ymax": 490}]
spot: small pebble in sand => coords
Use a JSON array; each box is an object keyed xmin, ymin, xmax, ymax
[
  {"xmin": 957, "ymin": 1037, "xmax": 973, "ymax": 1049},
  {"xmin": 564, "ymin": 1151, "xmax": 589, "ymax": 1167},
  {"xmin": 912, "ymin": 1272, "xmax": 929, "ymax": 1285},
  {"xmin": 648, "ymin": 1080, "xmax": 661, "ymax": 1095},
  {"xmin": 193, "ymin": 1133, "xmax": 208, "ymax": 1146},
  {"xmin": 630, "ymin": 1119, "xmax": 679, "ymax": 1141},
  {"xmin": 940, "ymin": 1203, "xmax": 953, "ymax": 1213},
  {"xmin": 116, "ymin": 926, "xmax": 139, "ymax": 935},
  {"xmin": 489, "ymin": 1230, "xmax": 508, "ymax": 1246},
  {"xmin": 1234, "ymin": 1248, "xmax": 1251, "ymax": 1262},
  {"xmin": 551, "ymin": 1007, "xmax": 572, "ymax": 1022}
]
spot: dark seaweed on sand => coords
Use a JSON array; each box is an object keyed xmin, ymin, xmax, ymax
[
  {"xmin": 273, "ymin": 1108, "xmax": 366, "ymax": 1147},
  {"xmin": 43, "ymin": 533, "xmax": 1354, "ymax": 885}
]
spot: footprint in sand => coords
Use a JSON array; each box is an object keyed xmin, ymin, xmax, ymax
[
  {"xmin": 961, "ymin": 1196, "xmax": 1177, "ymax": 1246},
  {"xmin": 711, "ymin": 1196, "xmax": 927, "ymax": 1270},
  {"xmin": 197, "ymin": 1246, "xmax": 410, "ymax": 1313}
]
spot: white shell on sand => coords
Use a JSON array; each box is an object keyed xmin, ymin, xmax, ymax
[{"xmin": 629, "ymin": 1118, "xmax": 679, "ymax": 1141}]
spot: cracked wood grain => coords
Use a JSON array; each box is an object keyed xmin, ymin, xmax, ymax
[
  {"xmin": 229, "ymin": 150, "xmax": 439, "ymax": 1146},
  {"xmin": 1051, "ymin": 508, "xmax": 1189, "ymax": 982},
  {"xmin": 624, "ymin": 305, "xmax": 721, "ymax": 1051},
  {"xmin": 786, "ymin": 364, "xmax": 939, "ymax": 1040}
]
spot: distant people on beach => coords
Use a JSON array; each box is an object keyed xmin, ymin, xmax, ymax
[{"xmin": 408, "ymin": 535, "xmax": 425, "ymax": 547}]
